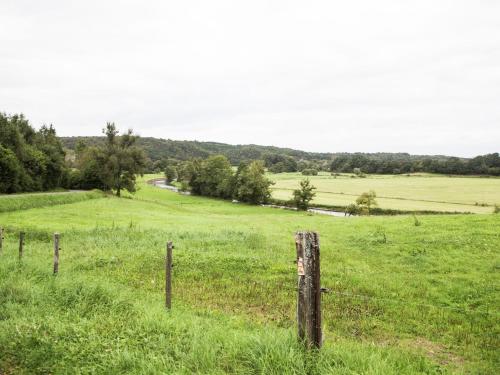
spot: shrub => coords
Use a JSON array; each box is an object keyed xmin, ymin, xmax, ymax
[
  {"xmin": 301, "ymin": 169, "xmax": 318, "ymax": 176},
  {"xmin": 293, "ymin": 179, "xmax": 316, "ymax": 210},
  {"xmin": 345, "ymin": 203, "xmax": 359, "ymax": 216},
  {"xmin": 356, "ymin": 191, "xmax": 377, "ymax": 215}
]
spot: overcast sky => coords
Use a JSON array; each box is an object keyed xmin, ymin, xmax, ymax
[{"xmin": 1, "ymin": 1, "xmax": 499, "ymax": 157}]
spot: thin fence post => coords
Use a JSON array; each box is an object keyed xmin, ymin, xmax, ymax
[
  {"xmin": 295, "ymin": 231, "xmax": 322, "ymax": 348},
  {"xmin": 0, "ymin": 227, "xmax": 3, "ymax": 255},
  {"xmin": 53, "ymin": 233, "xmax": 60, "ymax": 274},
  {"xmin": 165, "ymin": 241, "xmax": 173, "ymax": 309},
  {"xmin": 19, "ymin": 231, "xmax": 25, "ymax": 259}
]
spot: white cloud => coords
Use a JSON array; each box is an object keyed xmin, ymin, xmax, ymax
[{"xmin": 1, "ymin": 0, "xmax": 499, "ymax": 156}]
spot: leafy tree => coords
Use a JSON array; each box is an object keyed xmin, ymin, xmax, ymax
[
  {"xmin": 77, "ymin": 146, "xmax": 107, "ymax": 190},
  {"xmin": 264, "ymin": 153, "xmax": 298, "ymax": 173},
  {"xmin": 83, "ymin": 123, "xmax": 147, "ymax": 196},
  {"xmin": 0, "ymin": 113, "xmax": 67, "ymax": 193},
  {"xmin": 35, "ymin": 124, "xmax": 66, "ymax": 190},
  {"xmin": 189, "ymin": 155, "xmax": 233, "ymax": 198},
  {"xmin": 356, "ymin": 190, "xmax": 377, "ymax": 214},
  {"xmin": 165, "ymin": 165, "xmax": 177, "ymax": 184},
  {"xmin": 0, "ymin": 145, "xmax": 21, "ymax": 193},
  {"xmin": 293, "ymin": 179, "xmax": 316, "ymax": 210},
  {"xmin": 184, "ymin": 159, "xmax": 203, "ymax": 195},
  {"xmin": 233, "ymin": 160, "xmax": 273, "ymax": 204},
  {"xmin": 111, "ymin": 124, "xmax": 146, "ymax": 196}
]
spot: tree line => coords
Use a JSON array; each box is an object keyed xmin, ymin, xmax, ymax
[
  {"xmin": 2, "ymin": 112, "xmax": 499, "ymax": 196},
  {"xmin": 1, "ymin": 113, "xmax": 67, "ymax": 193},
  {"xmin": 61, "ymin": 136, "xmax": 499, "ymax": 176},
  {"xmin": 164, "ymin": 156, "xmax": 274, "ymax": 204},
  {"xmin": 1, "ymin": 113, "xmax": 146, "ymax": 195},
  {"xmin": 330, "ymin": 153, "xmax": 500, "ymax": 176}
]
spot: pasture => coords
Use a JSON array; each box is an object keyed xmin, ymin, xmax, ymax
[
  {"xmin": 269, "ymin": 172, "xmax": 500, "ymax": 214},
  {"xmin": 0, "ymin": 177, "xmax": 498, "ymax": 373}
]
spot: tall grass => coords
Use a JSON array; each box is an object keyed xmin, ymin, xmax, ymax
[
  {"xmin": 0, "ymin": 178, "xmax": 498, "ymax": 373},
  {"xmin": 0, "ymin": 231, "xmax": 443, "ymax": 374},
  {"xmin": 0, "ymin": 190, "xmax": 104, "ymax": 213}
]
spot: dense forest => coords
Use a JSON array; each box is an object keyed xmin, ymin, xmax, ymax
[
  {"xmin": 61, "ymin": 136, "xmax": 500, "ymax": 176},
  {"xmin": 0, "ymin": 113, "xmax": 67, "ymax": 193},
  {"xmin": 60, "ymin": 136, "xmax": 331, "ymax": 164},
  {"xmin": 0, "ymin": 113, "xmax": 146, "ymax": 194}
]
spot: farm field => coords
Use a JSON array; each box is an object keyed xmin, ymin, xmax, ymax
[
  {"xmin": 269, "ymin": 172, "xmax": 500, "ymax": 214},
  {"xmin": 0, "ymin": 176, "xmax": 499, "ymax": 374}
]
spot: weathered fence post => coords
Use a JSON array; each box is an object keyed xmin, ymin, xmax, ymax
[
  {"xmin": 165, "ymin": 241, "xmax": 173, "ymax": 309},
  {"xmin": 19, "ymin": 231, "xmax": 25, "ymax": 259},
  {"xmin": 295, "ymin": 231, "xmax": 322, "ymax": 348},
  {"xmin": 0, "ymin": 227, "xmax": 3, "ymax": 254},
  {"xmin": 53, "ymin": 233, "xmax": 60, "ymax": 274}
]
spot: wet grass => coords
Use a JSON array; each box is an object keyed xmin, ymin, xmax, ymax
[{"xmin": 0, "ymin": 178, "xmax": 498, "ymax": 373}]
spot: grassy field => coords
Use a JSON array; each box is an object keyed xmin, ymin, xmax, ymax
[
  {"xmin": 269, "ymin": 173, "xmax": 500, "ymax": 214},
  {"xmin": 0, "ymin": 177, "xmax": 499, "ymax": 373},
  {"xmin": 0, "ymin": 190, "xmax": 103, "ymax": 213}
]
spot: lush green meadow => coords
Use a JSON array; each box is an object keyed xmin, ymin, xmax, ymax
[
  {"xmin": 0, "ymin": 177, "xmax": 499, "ymax": 373},
  {"xmin": 269, "ymin": 173, "xmax": 500, "ymax": 214},
  {"xmin": 0, "ymin": 190, "xmax": 103, "ymax": 213}
]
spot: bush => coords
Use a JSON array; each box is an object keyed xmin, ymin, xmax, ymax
[
  {"xmin": 233, "ymin": 160, "xmax": 273, "ymax": 204},
  {"xmin": 301, "ymin": 169, "xmax": 318, "ymax": 176},
  {"xmin": 356, "ymin": 191, "xmax": 377, "ymax": 215},
  {"xmin": 293, "ymin": 179, "xmax": 316, "ymax": 210},
  {"xmin": 345, "ymin": 203, "xmax": 359, "ymax": 216}
]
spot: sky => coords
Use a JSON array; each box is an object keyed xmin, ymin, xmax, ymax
[{"xmin": 1, "ymin": 0, "xmax": 499, "ymax": 157}]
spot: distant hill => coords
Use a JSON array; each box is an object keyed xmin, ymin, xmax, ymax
[
  {"xmin": 59, "ymin": 136, "xmax": 499, "ymax": 175},
  {"xmin": 59, "ymin": 136, "xmax": 449, "ymax": 164}
]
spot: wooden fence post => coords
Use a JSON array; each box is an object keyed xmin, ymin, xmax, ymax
[
  {"xmin": 0, "ymin": 227, "xmax": 3, "ymax": 254},
  {"xmin": 53, "ymin": 233, "xmax": 60, "ymax": 274},
  {"xmin": 165, "ymin": 241, "xmax": 173, "ymax": 309},
  {"xmin": 295, "ymin": 231, "xmax": 322, "ymax": 348},
  {"xmin": 19, "ymin": 231, "xmax": 25, "ymax": 259}
]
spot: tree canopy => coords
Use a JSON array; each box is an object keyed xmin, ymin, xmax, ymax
[
  {"xmin": 0, "ymin": 113, "xmax": 68, "ymax": 193},
  {"xmin": 75, "ymin": 123, "xmax": 147, "ymax": 196},
  {"xmin": 293, "ymin": 179, "xmax": 317, "ymax": 210}
]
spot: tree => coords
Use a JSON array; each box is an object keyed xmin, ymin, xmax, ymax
[
  {"xmin": 264, "ymin": 153, "xmax": 297, "ymax": 173},
  {"xmin": 165, "ymin": 165, "xmax": 177, "ymax": 184},
  {"xmin": 293, "ymin": 179, "xmax": 316, "ymax": 210},
  {"xmin": 95, "ymin": 123, "xmax": 147, "ymax": 196},
  {"xmin": 35, "ymin": 124, "xmax": 66, "ymax": 190},
  {"xmin": 233, "ymin": 160, "xmax": 274, "ymax": 204},
  {"xmin": 77, "ymin": 146, "xmax": 107, "ymax": 190},
  {"xmin": 0, "ymin": 145, "xmax": 21, "ymax": 193},
  {"xmin": 0, "ymin": 113, "xmax": 68, "ymax": 193},
  {"xmin": 356, "ymin": 190, "xmax": 377, "ymax": 214},
  {"xmin": 189, "ymin": 155, "xmax": 233, "ymax": 198}
]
